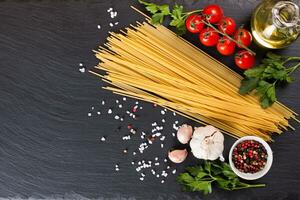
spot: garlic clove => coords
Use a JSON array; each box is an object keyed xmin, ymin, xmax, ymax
[
  {"xmin": 177, "ymin": 124, "xmax": 193, "ymax": 144},
  {"xmin": 168, "ymin": 149, "xmax": 188, "ymax": 163}
]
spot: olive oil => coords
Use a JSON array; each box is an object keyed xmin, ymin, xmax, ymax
[{"xmin": 251, "ymin": 0, "xmax": 300, "ymax": 49}]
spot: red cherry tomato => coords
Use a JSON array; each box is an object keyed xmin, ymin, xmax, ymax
[
  {"xmin": 218, "ymin": 17, "xmax": 236, "ymax": 35},
  {"xmin": 203, "ymin": 4, "xmax": 224, "ymax": 24},
  {"xmin": 199, "ymin": 27, "xmax": 219, "ymax": 46},
  {"xmin": 235, "ymin": 50, "xmax": 255, "ymax": 69},
  {"xmin": 217, "ymin": 37, "xmax": 236, "ymax": 56},
  {"xmin": 185, "ymin": 14, "xmax": 205, "ymax": 33},
  {"xmin": 234, "ymin": 28, "xmax": 252, "ymax": 48}
]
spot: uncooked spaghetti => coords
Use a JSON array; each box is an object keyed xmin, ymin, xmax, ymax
[{"xmin": 90, "ymin": 21, "xmax": 298, "ymax": 141}]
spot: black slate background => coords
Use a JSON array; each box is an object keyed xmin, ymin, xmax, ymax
[{"xmin": 0, "ymin": 0, "xmax": 300, "ymax": 199}]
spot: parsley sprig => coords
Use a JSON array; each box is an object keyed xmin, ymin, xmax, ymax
[
  {"xmin": 139, "ymin": 0, "xmax": 202, "ymax": 35},
  {"xmin": 239, "ymin": 52, "xmax": 300, "ymax": 108},
  {"xmin": 177, "ymin": 161, "xmax": 265, "ymax": 195}
]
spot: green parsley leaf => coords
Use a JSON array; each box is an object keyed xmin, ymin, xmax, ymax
[
  {"xmin": 158, "ymin": 5, "xmax": 170, "ymax": 15},
  {"xmin": 177, "ymin": 161, "xmax": 265, "ymax": 195},
  {"xmin": 151, "ymin": 13, "xmax": 165, "ymax": 24},
  {"xmin": 239, "ymin": 77, "xmax": 259, "ymax": 94}
]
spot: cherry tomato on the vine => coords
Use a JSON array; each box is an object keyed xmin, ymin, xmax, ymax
[
  {"xmin": 185, "ymin": 14, "xmax": 205, "ymax": 33},
  {"xmin": 218, "ymin": 17, "xmax": 236, "ymax": 35},
  {"xmin": 199, "ymin": 27, "xmax": 219, "ymax": 46},
  {"xmin": 235, "ymin": 50, "xmax": 255, "ymax": 69},
  {"xmin": 234, "ymin": 28, "xmax": 252, "ymax": 48},
  {"xmin": 217, "ymin": 37, "xmax": 236, "ymax": 56},
  {"xmin": 203, "ymin": 4, "xmax": 224, "ymax": 24}
]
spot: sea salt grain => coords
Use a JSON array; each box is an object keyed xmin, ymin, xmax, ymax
[
  {"xmin": 162, "ymin": 119, "xmax": 165, "ymax": 123},
  {"xmin": 139, "ymin": 177, "xmax": 144, "ymax": 181},
  {"xmin": 160, "ymin": 110, "xmax": 165, "ymax": 115},
  {"xmin": 109, "ymin": 23, "xmax": 114, "ymax": 27},
  {"xmin": 172, "ymin": 169, "xmax": 177, "ymax": 174},
  {"xmin": 107, "ymin": 8, "xmax": 113, "ymax": 12},
  {"xmin": 101, "ymin": 100, "xmax": 105, "ymax": 105},
  {"xmin": 97, "ymin": 24, "xmax": 101, "ymax": 29},
  {"xmin": 79, "ymin": 63, "xmax": 83, "ymax": 67},
  {"xmin": 116, "ymin": 100, "xmax": 119, "ymax": 103},
  {"xmin": 161, "ymin": 143, "xmax": 164, "ymax": 148},
  {"xmin": 118, "ymin": 104, "xmax": 123, "ymax": 108},
  {"xmin": 97, "ymin": 111, "xmax": 101, "ymax": 115},
  {"xmin": 114, "ymin": 22, "xmax": 119, "ymax": 25},
  {"xmin": 172, "ymin": 132, "xmax": 176, "ymax": 137},
  {"xmin": 164, "ymin": 159, "xmax": 168, "ymax": 163},
  {"xmin": 114, "ymin": 115, "xmax": 120, "ymax": 120},
  {"xmin": 123, "ymin": 97, "xmax": 127, "ymax": 101},
  {"xmin": 100, "ymin": 136, "xmax": 106, "ymax": 142},
  {"xmin": 161, "ymin": 180, "xmax": 165, "ymax": 184},
  {"xmin": 79, "ymin": 67, "xmax": 85, "ymax": 73},
  {"xmin": 167, "ymin": 166, "xmax": 170, "ymax": 169},
  {"xmin": 108, "ymin": 109, "xmax": 112, "ymax": 114},
  {"xmin": 155, "ymin": 157, "xmax": 159, "ymax": 161},
  {"xmin": 131, "ymin": 161, "xmax": 135, "ymax": 165},
  {"xmin": 88, "ymin": 113, "xmax": 92, "ymax": 117}
]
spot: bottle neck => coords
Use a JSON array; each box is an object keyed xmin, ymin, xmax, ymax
[{"xmin": 272, "ymin": 1, "xmax": 300, "ymax": 33}]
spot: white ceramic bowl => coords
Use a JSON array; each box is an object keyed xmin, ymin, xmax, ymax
[{"xmin": 229, "ymin": 136, "xmax": 273, "ymax": 180}]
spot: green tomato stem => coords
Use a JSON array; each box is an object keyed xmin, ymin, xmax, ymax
[
  {"xmin": 201, "ymin": 20, "xmax": 256, "ymax": 56},
  {"xmin": 182, "ymin": 9, "xmax": 203, "ymax": 17}
]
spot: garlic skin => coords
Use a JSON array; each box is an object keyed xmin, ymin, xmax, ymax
[
  {"xmin": 168, "ymin": 149, "xmax": 188, "ymax": 163},
  {"xmin": 190, "ymin": 125, "xmax": 224, "ymax": 161},
  {"xmin": 177, "ymin": 124, "xmax": 193, "ymax": 144}
]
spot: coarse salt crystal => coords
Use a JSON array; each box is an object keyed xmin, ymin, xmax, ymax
[
  {"xmin": 79, "ymin": 67, "xmax": 85, "ymax": 73},
  {"xmin": 155, "ymin": 162, "xmax": 159, "ymax": 166},
  {"xmin": 123, "ymin": 97, "xmax": 127, "ymax": 101},
  {"xmin": 97, "ymin": 24, "xmax": 101, "ymax": 29},
  {"xmin": 115, "ymin": 168, "xmax": 119, "ymax": 171},
  {"xmin": 109, "ymin": 23, "xmax": 114, "ymax": 27},
  {"xmin": 100, "ymin": 136, "xmax": 106, "ymax": 142},
  {"xmin": 172, "ymin": 132, "xmax": 176, "ymax": 137},
  {"xmin": 175, "ymin": 121, "xmax": 179, "ymax": 124},
  {"xmin": 161, "ymin": 180, "xmax": 165, "ymax": 183},
  {"xmin": 97, "ymin": 111, "xmax": 101, "ymax": 115},
  {"xmin": 131, "ymin": 161, "xmax": 135, "ymax": 165},
  {"xmin": 120, "ymin": 118, "xmax": 124, "ymax": 121},
  {"xmin": 79, "ymin": 63, "xmax": 83, "ymax": 67},
  {"xmin": 114, "ymin": 22, "xmax": 119, "ymax": 25},
  {"xmin": 162, "ymin": 119, "xmax": 165, "ymax": 123},
  {"xmin": 114, "ymin": 115, "xmax": 120, "ymax": 120},
  {"xmin": 164, "ymin": 108, "xmax": 167, "ymax": 112},
  {"xmin": 141, "ymin": 173, "xmax": 145, "ymax": 177},
  {"xmin": 139, "ymin": 177, "xmax": 144, "ymax": 181},
  {"xmin": 160, "ymin": 110, "xmax": 165, "ymax": 115},
  {"xmin": 108, "ymin": 109, "xmax": 112, "ymax": 114},
  {"xmin": 133, "ymin": 151, "xmax": 136, "ymax": 156},
  {"xmin": 173, "ymin": 112, "xmax": 176, "ymax": 116},
  {"xmin": 156, "ymin": 174, "xmax": 160, "ymax": 178},
  {"xmin": 155, "ymin": 157, "xmax": 159, "ymax": 161},
  {"xmin": 164, "ymin": 159, "xmax": 168, "ymax": 163},
  {"xmin": 161, "ymin": 143, "xmax": 164, "ymax": 148},
  {"xmin": 152, "ymin": 122, "xmax": 157, "ymax": 126},
  {"xmin": 160, "ymin": 136, "xmax": 165, "ymax": 141},
  {"xmin": 135, "ymin": 101, "xmax": 139, "ymax": 105},
  {"xmin": 118, "ymin": 104, "xmax": 122, "ymax": 108},
  {"xmin": 172, "ymin": 169, "xmax": 176, "ymax": 174},
  {"xmin": 88, "ymin": 113, "xmax": 92, "ymax": 117},
  {"xmin": 101, "ymin": 100, "xmax": 105, "ymax": 105},
  {"xmin": 116, "ymin": 100, "xmax": 119, "ymax": 103}
]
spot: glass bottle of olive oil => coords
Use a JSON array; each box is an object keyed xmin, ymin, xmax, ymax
[{"xmin": 251, "ymin": 0, "xmax": 300, "ymax": 49}]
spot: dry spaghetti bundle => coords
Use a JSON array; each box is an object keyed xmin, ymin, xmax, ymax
[{"xmin": 91, "ymin": 21, "xmax": 298, "ymax": 141}]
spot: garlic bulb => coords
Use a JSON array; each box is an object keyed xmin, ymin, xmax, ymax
[
  {"xmin": 177, "ymin": 124, "xmax": 193, "ymax": 144},
  {"xmin": 190, "ymin": 125, "xmax": 224, "ymax": 161},
  {"xmin": 168, "ymin": 149, "xmax": 188, "ymax": 163}
]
